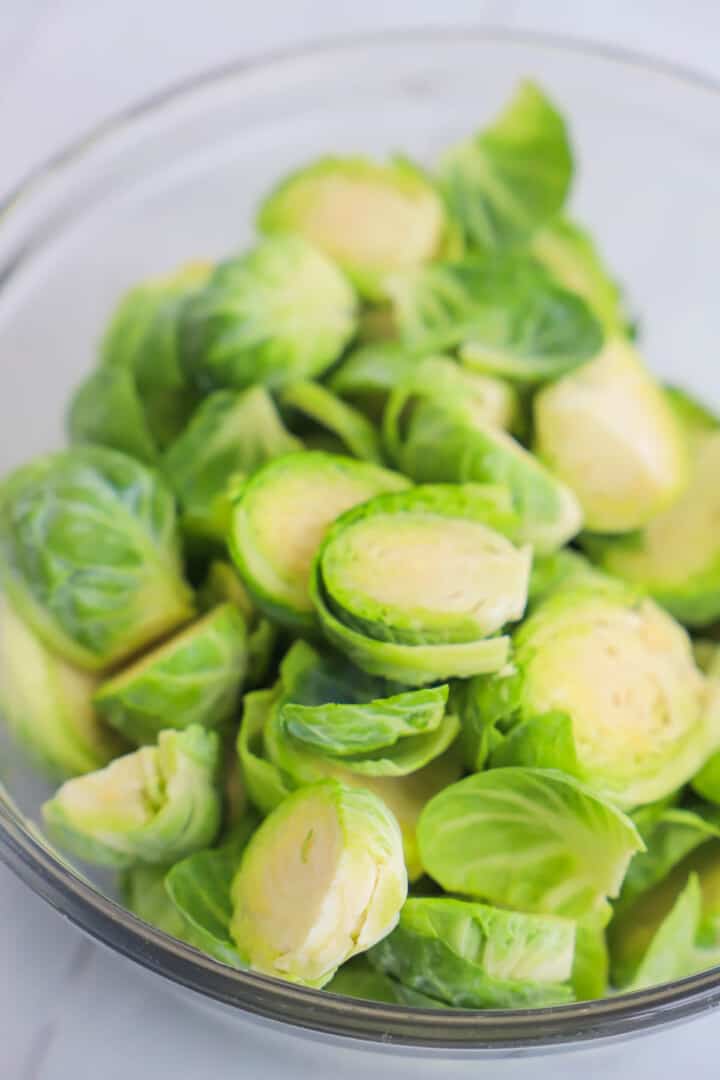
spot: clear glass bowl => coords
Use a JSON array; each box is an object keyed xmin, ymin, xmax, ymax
[{"xmin": 2, "ymin": 28, "xmax": 720, "ymax": 1055}]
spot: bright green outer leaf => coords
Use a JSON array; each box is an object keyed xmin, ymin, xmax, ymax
[
  {"xmin": 324, "ymin": 955, "xmax": 446, "ymax": 1006},
  {"xmin": 531, "ymin": 217, "xmax": 629, "ymax": 337},
  {"xmin": 0, "ymin": 595, "xmax": 123, "ymax": 779},
  {"xmin": 535, "ymin": 341, "xmax": 689, "ymax": 534},
  {"xmin": 386, "ymin": 255, "xmax": 602, "ymax": 383},
  {"xmin": 475, "ymin": 587, "xmax": 715, "ymax": 809},
  {"xmin": 368, "ymin": 897, "xmax": 575, "ymax": 1008},
  {"xmin": 583, "ymin": 395, "xmax": 720, "ymax": 625},
  {"xmin": 43, "ymin": 726, "xmax": 222, "ymax": 868},
  {"xmin": 196, "ymin": 561, "xmax": 278, "ymax": 689},
  {"xmin": 316, "ymin": 484, "xmax": 530, "ymax": 646},
  {"xmin": 0, "ymin": 447, "xmax": 194, "ymax": 671},
  {"xmin": 383, "ymin": 361, "xmax": 582, "ymax": 553},
  {"xmin": 230, "ymin": 779, "xmax": 407, "ymax": 987},
  {"xmin": 257, "ymin": 155, "xmax": 447, "ymax": 298},
  {"xmin": 417, "ymin": 767, "xmax": 643, "ymax": 922},
  {"xmin": 571, "ymin": 926, "xmax": 609, "ymax": 1001},
  {"xmin": 67, "ymin": 366, "xmax": 159, "ymax": 465},
  {"xmin": 237, "ymin": 688, "xmax": 291, "ymax": 816},
  {"xmin": 229, "ymin": 451, "xmax": 409, "ymax": 631},
  {"xmin": 163, "ymin": 813, "xmax": 258, "ymax": 967},
  {"xmin": 528, "ymin": 548, "xmax": 621, "ymax": 607},
  {"xmin": 281, "ymin": 684, "xmax": 449, "ymax": 757},
  {"xmin": 162, "ymin": 387, "xmax": 302, "ymax": 543},
  {"xmin": 121, "ymin": 863, "xmax": 198, "ymax": 940},
  {"xmin": 438, "ymin": 81, "xmax": 573, "ymax": 252},
  {"xmin": 179, "ymin": 236, "xmax": 358, "ymax": 392},
  {"xmin": 327, "ymin": 343, "xmax": 424, "ymax": 407},
  {"xmin": 94, "ymin": 604, "xmax": 247, "ymax": 745},
  {"xmin": 100, "ymin": 262, "xmax": 210, "ymax": 449},
  {"xmin": 280, "ymin": 380, "xmax": 382, "ymax": 463}
]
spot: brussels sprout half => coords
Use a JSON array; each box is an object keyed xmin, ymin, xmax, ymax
[
  {"xmin": 0, "ymin": 596, "xmax": 122, "ymax": 779},
  {"xmin": 258, "ymin": 156, "xmax": 447, "ymax": 297},
  {"xmin": 230, "ymin": 779, "xmax": 407, "ymax": 987},
  {"xmin": 229, "ymin": 451, "xmax": 409, "ymax": 630},
  {"xmin": 369, "ymin": 897, "xmax": 576, "ymax": 1008},
  {"xmin": 479, "ymin": 587, "xmax": 715, "ymax": 809},
  {"xmin": 0, "ymin": 447, "xmax": 194, "ymax": 671},
  {"xmin": 534, "ymin": 341, "xmax": 688, "ymax": 533},
  {"xmin": 584, "ymin": 392, "xmax": 720, "ymax": 626},
  {"xmin": 180, "ymin": 236, "xmax": 357, "ymax": 392},
  {"xmin": 43, "ymin": 726, "xmax": 222, "ymax": 868},
  {"xmin": 384, "ymin": 357, "xmax": 582, "ymax": 553},
  {"xmin": 94, "ymin": 604, "xmax": 247, "ymax": 745}
]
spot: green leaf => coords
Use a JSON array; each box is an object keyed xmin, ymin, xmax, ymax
[
  {"xmin": 280, "ymin": 380, "xmax": 383, "ymax": 463},
  {"xmin": 67, "ymin": 366, "xmax": 160, "ymax": 465}
]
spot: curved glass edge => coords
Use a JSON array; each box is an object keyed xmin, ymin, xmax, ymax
[{"xmin": 2, "ymin": 27, "xmax": 720, "ymax": 1050}]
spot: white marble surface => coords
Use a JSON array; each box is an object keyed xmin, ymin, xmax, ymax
[{"xmin": 2, "ymin": 3, "xmax": 720, "ymax": 1076}]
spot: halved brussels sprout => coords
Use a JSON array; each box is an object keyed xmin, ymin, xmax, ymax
[
  {"xmin": 229, "ymin": 451, "xmax": 409, "ymax": 630},
  {"xmin": 418, "ymin": 767, "xmax": 642, "ymax": 923},
  {"xmin": 386, "ymin": 254, "xmax": 602, "ymax": 383},
  {"xmin": 230, "ymin": 779, "xmax": 407, "ymax": 986},
  {"xmin": 477, "ymin": 587, "xmax": 714, "ymax": 809},
  {"xmin": 161, "ymin": 386, "xmax": 301, "ymax": 544},
  {"xmin": 67, "ymin": 365, "xmax": 159, "ymax": 465},
  {"xmin": 369, "ymin": 897, "xmax": 575, "ymax": 1008},
  {"xmin": 438, "ymin": 81, "xmax": 572, "ymax": 252},
  {"xmin": 180, "ymin": 237, "xmax": 357, "ymax": 392},
  {"xmin": 0, "ymin": 447, "xmax": 194, "ymax": 671},
  {"xmin": 584, "ymin": 392, "xmax": 720, "ymax": 625},
  {"xmin": 197, "ymin": 561, "xmax": 278, "ymax": 690},
  {"xmin": 279, "ymin": 380, "xmax": 382, "ymax": 462},
  {"xmin": 258, "ymin": 156, "xmax": 447, "ymax": 296},
  {"xmin": 94, "ymin": 604, "xmax": 247, "ymax": 745},
  {"xmin": 0, "ymin": 596, "xmax": 122, "ymax": 778},
  {"xmin": 384, "ymin": 358, "xmax": 582, "ymax": 552},
  {"xmin": 43, "ymin": 726, "xmax": 221, "ymax": 867},
  {"xmin": 99, "ymin": 261, "xmax": 211, "ymax": 450},
  {"xmin": 531, "ymin": 217, "xmax": 630, "ymax": 338},
  {"xmin": 534, "ymin": 341, "xmax": 688, "ymax": 532}
]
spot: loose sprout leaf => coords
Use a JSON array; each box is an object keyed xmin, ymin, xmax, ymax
[
  {"xmin": 162, "ymin": 387, "xmax": 302, "ymax": 543},
  {"xmin": 258, "ymin": 155, "xmax": 448, "ymax": 297},
  {"xmin": 196, "ymin": 561, "xmax": 278, "ymax": 689},
  {"xmin": 439, "ymin": 81, "xmax": 573, "ymax": 252},
  {"xmin": 42, "ymin": 726, "xmax": 222, "ymax": 868},
  {"xmin": 94, "ymin": 604, "xmax": 248, "ymax": 745},
  {"xmin": 417, "ymin": 767, "xmax": 643, "ymax": 922},
  {"xmin": 280, "ymin": 380, "xmax": 383, "ymax": 463},
  {"xmin": 386, "ymin": 255, "xmax": 602, "ymax": 383},
  {"xmin": 535, "ymin": 341, "xmax": 688, "ymax": 533},
  {"xmin": 324, "ymin": 956, "xmax": 444, "ymax": 1005},
  {"xmin": 121, "ymin": 863, "xmax": 198, "ymax": 940},
  {"xmin": 229, "ymin": 451, "xmax": 409, "ymax": 630},
  {"xmin": 0, "ymin": 595, "xmax": 123, "ymax": 779},
  {"xmin": 571, "ymin": 925, "xmax": 609, "ymax": 1002},
  {"xmin": 179, "ymin": 236, "xmax": 358, "ymax": 392},
  {"xmin": 230, "ymin": 779, "xmax": 407, "ymax": 987},
  {"xmin": 237, "ymin": 687, "xmax": 291, "ymax": 816},
  {"xmin": 0, "ymin": 447, "xmax": 194, "ymax": 670},
  {"xmin": 368, "ymin": 897, "xmax": 576, "ymax": 1008},
  {"xmin": 67, "ymin": 366, "xmax": 160, "ymax": 465}
]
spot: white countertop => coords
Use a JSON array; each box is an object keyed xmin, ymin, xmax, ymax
[{"xmin": 2, "ymin": 3, "xmax": 720, "ymax": 1076}]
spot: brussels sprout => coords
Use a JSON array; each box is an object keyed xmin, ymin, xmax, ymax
[
  {"xmin": 0, "ymin": 447, "xmax": 194, "ymax": 671},
  {"xmin": 67, "ymin": 366, "xmax": 159, "ymax": 465},
  {"xmin": 583, "ymin": 392, "xmax": 720, "ymax": 625},
  {"xmin": 528, "ymin": 548, "xmax": 620, "ymax": 607},
  {"xmin": 237, "ymin": 687, "xmax": 291, "ymax": 816},
  {"xmin": 0, "ymin": 596, "xmax": 122, "ymax": 778},
  {"xmin": 197, "ymin": 561, "xmax": 278, "ymax": 689},
  {"xmin": 326, "ymin": 343, "xmax": 421, "ymax": 413},
  {"xmin": 43, "ymin": 726, "xmax": 221, "ymax": 868},
  {"xmin": 230, "ymin": 779, "xmax": 407, "ymax": 986},
  {"xmin": 477, "ymin": 588, "xmax": 714, "ymax": 808},
  {"xmin": 229, "ymin": 451, "xmax": 409, "ymax": 630},
  {"xmin": 180, "ymin": 237, "xmax": 357, "ymax": 392},
  {"xmin": 324, "ymin": 955, "xmax": 444, "ymax": 1006},
  {"xmin": 386, "ymin": 254, "xmax": 602, "ymax": 383},
  {"xmin": 162, "ymin": 387, "xmax": 301, "ymax": 543},
  {"xmin": 417, "ymin": 767, "xmax": 642, "ymax": 923},
  {"xmin": 279, "ymin": 380, "xmax": 382, "ymax": 463},
  {"xmin": 571, "ymin": 926, "xmax": 609, "ymax": 1002},
  {"xmin": 99, "ymin": 261, "xmax": 211, "ymax": 450},
  {"xmin": 438, "ymin": 81, "xmax": 572, "ymax": 252},
  {"xmin": 368, "ymin": 897, "xmax": 575, "ymax": 1008},
  {"xmin": 534, "ymin": 341, "xmax": 688, "ymax": 532},
  {"xmin": 258, "ymin": 156, "xmax": 447, "ymax": 297},
  {"xmin": 384, "ymin": 358, "xmax": 582, "ymax": 552},
  {"xmin": 94, "ymin": 605, "xmax": 247, "ymax": 745},
  {"xmin": 531, "ymin": 217, "xmax": 630, "ymax": 338}
]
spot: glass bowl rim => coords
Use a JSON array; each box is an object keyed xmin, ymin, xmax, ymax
[{"xmin": 2, "ymin": 25, "xmax": 720, "ymax": 1051}]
